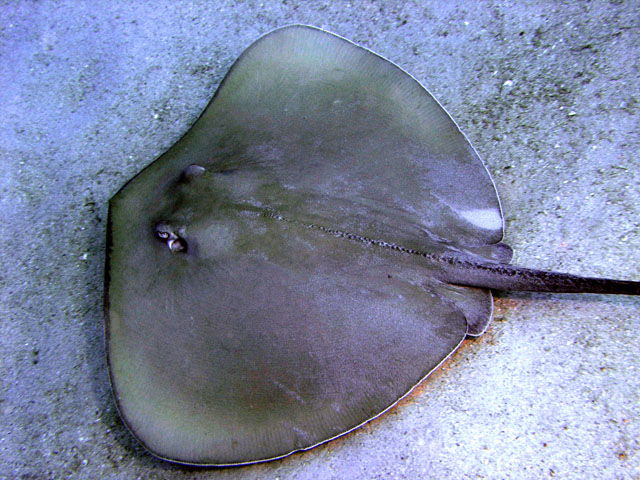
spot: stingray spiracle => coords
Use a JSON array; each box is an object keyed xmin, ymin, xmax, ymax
[{"xmin": 153, "ymin": 222, "xmax": 187, "ymax": 253}]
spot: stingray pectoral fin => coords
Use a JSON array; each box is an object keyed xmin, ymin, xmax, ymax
[
  {"xmin": 464, "ymin": 242, "xmax": 514, "ymax": 264},
  {"xmin": 106, "ymin": 206, "xmax": 470, "ymax": 466},
  {"xmin": 188, "ymin": 24, "xmax": 506, "ymax": 251}
]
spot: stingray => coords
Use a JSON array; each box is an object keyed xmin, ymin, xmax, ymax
[{"xmin": 105, "ymin": 25, "xmax": 639, "ymax": 466}]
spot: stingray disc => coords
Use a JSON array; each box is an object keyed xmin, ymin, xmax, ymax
[{"xmin": 106, "ymin": 25, "xmax": 507, "ymax": 465}]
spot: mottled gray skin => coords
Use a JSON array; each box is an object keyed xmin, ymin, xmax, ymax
[{"xmin": 105, "ymin": 26, "xmax": 638, "ymax": 466}]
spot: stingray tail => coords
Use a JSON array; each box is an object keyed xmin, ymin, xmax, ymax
[{"xmin": 434, "ymin": 255, "xmax": 640, "ymax": 295}]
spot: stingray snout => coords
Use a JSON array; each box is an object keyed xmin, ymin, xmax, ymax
[{"xmin": 154, "ymin": 222, "xmax": 187, "ymax": 253}]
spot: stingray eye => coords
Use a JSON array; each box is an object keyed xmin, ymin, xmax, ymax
[
  {"xmin": 154, "ymin": 222, "xmax": 172, "ymax": 240},
  {"xmin": 181, "ymin": 164, "xmax": 206, "ymax": 182}
]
